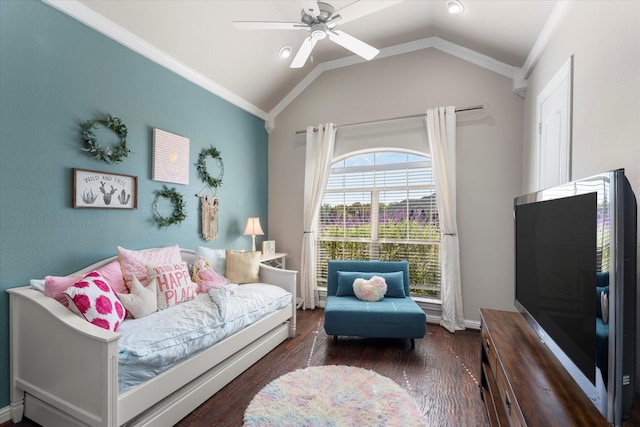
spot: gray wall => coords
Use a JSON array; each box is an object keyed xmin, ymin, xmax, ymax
[
  {"xmin": 521, "ymin": 0, "xmax": 640, "ymax": 390},
  {"xmin": 268, "ymin": 48, "xmax": 524, "ymax": 324}
]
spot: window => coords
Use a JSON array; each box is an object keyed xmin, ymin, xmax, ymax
[{"xmin": 316, "ymin": 151, "xmax": 441, "ymax": 299}]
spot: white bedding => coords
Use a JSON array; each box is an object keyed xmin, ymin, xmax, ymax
[{"xmin": 117, "ymin": 283, "xmax": 291, "ymax": 393}]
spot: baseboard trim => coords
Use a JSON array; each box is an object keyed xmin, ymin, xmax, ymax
[
  {"xmin": 0, "ymin": 405, "xmax": 12, "ymax": 424},
  {"xmin": 465, "ymin": 319, "xmax": 482, "ymax": 330}
]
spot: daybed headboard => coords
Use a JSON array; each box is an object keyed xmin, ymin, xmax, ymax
[{"xmin": 180, "ymin": 248, "xmax": 196, "ymax": 264}]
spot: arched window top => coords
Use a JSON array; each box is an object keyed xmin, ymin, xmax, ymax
[
  {"xmin": 332, "ymin": 151, "xmax": 429, "ymax": 169},
  {"xmin": 327, "ymin": 150, "xmax": 433, "ymax": 192}
]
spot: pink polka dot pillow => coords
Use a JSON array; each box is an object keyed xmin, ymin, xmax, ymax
[
  {"xmin": 63, "ymin": 271, "xmax": 126, "ymax": 331},
  {"xmin": 353, "ymin": 276, "xmax": 387, "ymax": 302}
]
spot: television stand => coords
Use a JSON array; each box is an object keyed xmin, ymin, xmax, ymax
[{"xmin": 479, "ymin": 309, "xmax": 609, "ymax": 426}]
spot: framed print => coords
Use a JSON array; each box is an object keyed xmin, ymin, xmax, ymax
[
  {"xmin": 153, "ymin": 128, "xmax": 189, "ymax": 185},
  {"xmin": 262, "ymin": 240, "xmax": 275, "ymax": 255},
  {"xmin": 73, "ymin": 168, "xmax": 137, "ymax": 209}
]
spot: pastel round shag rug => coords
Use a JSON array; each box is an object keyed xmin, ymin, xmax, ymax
[{"xmin": 243, "ymin": 365, "xmax": 424, "ymax": 426}]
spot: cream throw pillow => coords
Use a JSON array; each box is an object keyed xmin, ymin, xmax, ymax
[
  {"xmin": 225, "ymin": 250, "xmax": 260, "ymax": 284},
  {"xmin": 118, "ymin": 276, "xmax": 157, "ymax": 319}
]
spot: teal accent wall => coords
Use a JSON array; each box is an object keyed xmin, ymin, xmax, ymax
[{"xmin": 0, "ymin": 0, "xmax": 268, "ymax": 408}]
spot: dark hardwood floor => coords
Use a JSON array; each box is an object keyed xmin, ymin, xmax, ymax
[
  {"xmin": 7, "ymin": 308, "xmax": 640, "ymax": 426},
  {"xmin": 178, "ymin": 308, "xmax": 487, "ymax": 426}
]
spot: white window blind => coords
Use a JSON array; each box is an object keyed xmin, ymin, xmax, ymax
[{"xmin": 317, "ymin": 151, "xmax": 441, "ymax": 299}]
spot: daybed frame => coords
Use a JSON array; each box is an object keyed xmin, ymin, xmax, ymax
[{"xmin": 8, "ymin": 249, "xmax": 297, "ymax": 427}]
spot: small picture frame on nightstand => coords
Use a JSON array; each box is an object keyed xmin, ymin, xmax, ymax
[{"xmin": 262, "ymin": 240, "xmax": 275, "ymax": 255}]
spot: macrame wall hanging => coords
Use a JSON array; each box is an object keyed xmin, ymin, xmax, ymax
[
  {"xmin": 195, "ymin": 145, "xmax": 224, "ymax": 241},
  {"xmin": 198, "ymin": 195, "xmax": 219, "ymax": 241}
]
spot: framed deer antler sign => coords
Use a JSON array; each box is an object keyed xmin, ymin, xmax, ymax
[{"xmin": 73, "ymin": 168, "xmax": 137, "ymax": 209}]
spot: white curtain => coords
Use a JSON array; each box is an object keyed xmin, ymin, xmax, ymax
[
  {"xmin": 425, "ymin": 107, "xmax": 465, "ymax": 332},
  {"xmin": 301, "ymin": 123, "xmax": 336, "ymax": 310}
]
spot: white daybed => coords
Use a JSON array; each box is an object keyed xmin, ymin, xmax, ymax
[{"xmin": 8, "ymin": 248, "xmax": 297, "ymax": 427}]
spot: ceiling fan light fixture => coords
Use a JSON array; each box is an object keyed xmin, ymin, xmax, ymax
[
  {"xmin": 279, "ymin": 45, "xmax": 292, "ymax": 59},
  {"xmin": 447, "ymin": 0, "xmax": 464, "ymax": 14},
  {"xmin": 311, "ymin": 24, "xmax": 327, "ymax": 40},
  {"xmin": 239, "ymin": 1, "xmax": 379, "ymax": 67}
]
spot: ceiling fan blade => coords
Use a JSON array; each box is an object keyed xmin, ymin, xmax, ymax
[
  {"xmin": 290, "ymin": 37, "xmax": 317, "ymax": 68},
  {"xmin": 301, "ymin": 1, "xmax": 321, "ymax": 18},
  {"xmin": 233, "ymin": 21, "xmax": 303, "ymax": 30},
  {"xmin": 328, "ymin": 30, "xmax": 379, "ymax": 60}
]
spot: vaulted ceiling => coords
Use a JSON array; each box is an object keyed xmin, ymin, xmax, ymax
[{"xmin": 45, "ymin": 0, "xmax": 567, "ymax": 121}]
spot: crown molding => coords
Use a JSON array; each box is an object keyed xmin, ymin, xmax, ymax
[
  {"xmin": 268, "ymin": 36, "xmax": 517, "ymax": 125},
  {"xmin": 521, "ymin": 0, "xmax": 574, "ymax": 79},
  {"xmin": 429, "ymin": 37, "xmax": 516, "ymax": 79},
  {"xmin": 269, "ymin": 0, "xmax": 577, "ymax": 124},
  {"xmin": 43, "ymin": 0, "xmax": 268, "ymax": 121},
  {"xmin": 43, "ymin": 0, "xmax": 570, "ymax": 131},
  {"xmin": 512, "ymin": 68, "xmax": 528, "ymax": 99}
]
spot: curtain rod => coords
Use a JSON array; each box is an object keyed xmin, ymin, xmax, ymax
[{"xmin": 294, "ymin": 103, "xmax": 487, "ymax": 135}]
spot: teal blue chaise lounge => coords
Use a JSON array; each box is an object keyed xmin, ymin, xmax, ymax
[{"xmin": 324, "ymin": 260, "xmax": 427, "ymax": 348}]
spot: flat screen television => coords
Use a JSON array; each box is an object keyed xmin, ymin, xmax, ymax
[{"xmin": 514, "ymin": 169, "xmax": 636, "ymax": 426}]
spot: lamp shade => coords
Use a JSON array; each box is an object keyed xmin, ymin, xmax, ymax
[{"xmin": 243, "ymin": 217, "xmax": 264, "ymax": 236}]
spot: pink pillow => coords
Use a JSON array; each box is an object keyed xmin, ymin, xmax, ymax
[
  {"xmin": 146, "ymin": 262, "xmax": 197, "ymax": 310},
  {"xmin": 63, "ymin": 271, "xmax": 126, "ymax": 331},
  {"xmin": 45, "ymin": 260, "xmax": 127, "ymax": 307},
  {"xmin": 45, "ymin": 274, "xmax": 82, "ymax": 307},
  {"xmin": 118, "ymin": 245, "xmax": 182, "ymax": 289},
  {"xmin": 97, "ymin": 260, "xmax": 127, "ymax": 294}
]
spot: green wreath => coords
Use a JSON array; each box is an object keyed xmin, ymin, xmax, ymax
[
  {"xmin": 196, "ymin": 146, "xmax": 224, "ymax": 189},
  {"xmin": 81, "ymin": 115, "xmax": 130, "ymax": 163},
  {"xmin": 152, "ymin": 186, "xmax": 186, "ymax": 227}
]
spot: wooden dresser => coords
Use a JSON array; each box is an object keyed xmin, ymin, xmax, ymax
[{"xmin": 479, "ymin": 309, "xmax": 610, "ymax": 426}]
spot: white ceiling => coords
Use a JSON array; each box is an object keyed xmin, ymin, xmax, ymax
[{"xmin": 48, "ymin": 0, "xmax": 562, "ymax": 119}]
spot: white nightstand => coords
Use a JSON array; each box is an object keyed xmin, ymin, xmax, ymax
[{"xmin": 260, "ymin": 252, "xmax": 287, "ymax": 269}]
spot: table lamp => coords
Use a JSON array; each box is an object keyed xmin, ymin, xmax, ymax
[{"xmin": 243, "ymin": 217, "xmax": 264, "ymax": 252}]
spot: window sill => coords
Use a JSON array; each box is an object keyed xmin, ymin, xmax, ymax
[
  {"xmin": 317, "ymin": 287, "xmax": 441, "ymax": 308},
  {"xmin": 412, "ymin": 297, "xmax": 441, "ymax": 314},
  {"xmin": 412, "ymin": 296, "xmax": 440, "ymax": 305}
]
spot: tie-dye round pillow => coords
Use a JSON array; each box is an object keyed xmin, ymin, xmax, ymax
[{"xmin": 353, "ymin": 276, "xmax": 387, "ymax": 302}]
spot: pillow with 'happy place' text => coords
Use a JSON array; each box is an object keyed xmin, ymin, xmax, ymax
[{"xmin": 146, "ymin": 262, "xmax": 196, "ymax": 310}]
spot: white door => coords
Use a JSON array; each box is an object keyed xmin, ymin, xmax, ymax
[{"xmin": 536, "ymin": 57, "xmax": 572, "ymax": 190}]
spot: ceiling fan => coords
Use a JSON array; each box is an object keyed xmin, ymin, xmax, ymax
[{"xmin": 233, "ymin": 1, "xmax": 380, "ymax": 68}]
